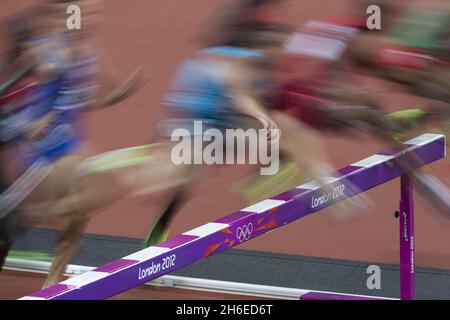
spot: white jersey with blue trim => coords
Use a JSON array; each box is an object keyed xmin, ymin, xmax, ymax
[{"xmin": 284, "ymin": 20, "xmax": 360, "ymax": 61}]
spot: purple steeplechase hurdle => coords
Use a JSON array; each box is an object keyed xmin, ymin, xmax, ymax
[{"xmin": 21, "ymin": 133, "xmax": 446, "ymax": 300}]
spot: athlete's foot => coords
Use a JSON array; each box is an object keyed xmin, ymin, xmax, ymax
[
  {"xmin": 144, "ymin": 191, "xmax": 184, "ymax": 248},
  {"xmin": 386, "ymin": 108, "xmax": 426, "ymax": 126},
  {"xmin": 143, "ymin": 217, "xmax": 170, "ymax": 248},
  {"xmin": 232, "ymin": 162, "xmax": 305, "ymax": 205},
  {"xmin": 381, "ymin": 108, "xmax": 428, "ymax": 141}
]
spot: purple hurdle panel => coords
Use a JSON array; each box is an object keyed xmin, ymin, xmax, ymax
[{"xmin": 21, "ymin": 133, "xmax": 446, "ymax": 300}]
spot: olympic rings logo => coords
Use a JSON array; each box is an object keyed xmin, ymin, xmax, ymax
[{"xmin": 236, "ymin": 223, "xmax": 254, "ymax": 243}]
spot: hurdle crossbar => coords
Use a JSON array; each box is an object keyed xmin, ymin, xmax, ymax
[{"xmin": 21, "ymin": 133, "xmax": 446, "ymax": 300}]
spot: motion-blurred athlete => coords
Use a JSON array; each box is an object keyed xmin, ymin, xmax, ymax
[{"xmin": 0, "ymin": 0, "xmax": 149, "ymax": 287}]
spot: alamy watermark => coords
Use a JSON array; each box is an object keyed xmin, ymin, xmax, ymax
[
  {"xmin": 66, "ymin": 5, "xmax": 81, "ymax": 30},
  {"xmin": 65, "ymin": 4, "xmax": 382, "ymax": 31},
  {"xmin": 366, "ymin": 265, "xmax": 382, "ymax": 290},
  {"xmin": 170, "ymin": 121, "xmax": 280, "ymax": 176},
  {"xmin": 366, "ymin": 5, "xmax": 382, "ymax": 30}
]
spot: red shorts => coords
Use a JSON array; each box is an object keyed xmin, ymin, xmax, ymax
[{"xmin": 271, "ymin": 81, "xmax": 334, "ymax": 129}]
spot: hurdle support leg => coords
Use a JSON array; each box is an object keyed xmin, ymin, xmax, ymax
[{"xmin": 399, "ymin": 174, "xmax": 415, "ymax": 300}]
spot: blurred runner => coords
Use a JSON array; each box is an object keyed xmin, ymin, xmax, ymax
[
  {"xmin": 133, "ymin": 0, "xmax": 375, "ymax": 245},
  {"xmin": 351, "ymin": 0, "xmax": 449, "ymax": 103},
  {"xmin": 273, "ymin": 0, "xmax": 409, "ymax": 137},
  {"xmin": 0, "ymin": 0, "xmax": 149, "ymax": 287},
  {"xmin": 273, "ymin": 0, "xmax": 450, "ymax": 220},
  {"xmin": 76, "ymin": 0, "xmax": 332, "ymax": 248}
]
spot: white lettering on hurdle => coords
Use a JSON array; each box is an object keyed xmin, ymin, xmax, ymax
[
  {"xmin": 138, "ymin": 254, "xmax": 177, "ymax": 280},
  {"xmin": 138, "ymin": 262, "xmax": 161, "ymax": 280},
  {"xmin": 311, "ymin": 184, "xmax": 346, "ymax": 209}
]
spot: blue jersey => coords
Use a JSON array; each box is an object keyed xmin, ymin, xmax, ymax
[
  {"xmin": 164, "ymin": 46, "xmax": 266, "ymax": 125},
  {"xmin": 6, "ymin": 33, "xmax": 100, "ymax": 164}
]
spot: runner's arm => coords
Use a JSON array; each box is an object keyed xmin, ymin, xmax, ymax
[
  {"xmin": 92, "ymin": 52, "xmax": 152, "ymax": 110},
  {"xmin": 226, "ymin": 60, "xmax": 279, "ymax": 139}
]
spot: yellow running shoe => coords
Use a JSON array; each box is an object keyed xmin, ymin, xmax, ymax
[
  {"xmin": 232, "ymin": 162, "xmax": 304, "ymax": 205},
  {"xmin": 143, "ymin": 218, "xmax": 170, "ymax": 248}
]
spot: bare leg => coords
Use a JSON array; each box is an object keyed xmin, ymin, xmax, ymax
[
  {"xmin": 23, "ymin": 150, "xmax": 127, "ymax": 220},
  {"xmin": 43, "ymin": 213, "xmax": 89, "ymax": 288}
]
